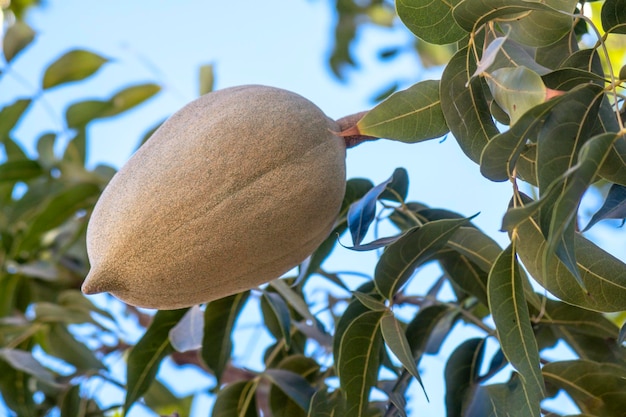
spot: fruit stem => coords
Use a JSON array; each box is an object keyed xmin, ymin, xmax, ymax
[{"xmin": 335, "ymin": 111, "xmax": 380, "ymax": 148}]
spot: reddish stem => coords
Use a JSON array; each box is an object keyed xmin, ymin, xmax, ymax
[{"xmin": 335, "ymin": 111, "xmax": 380, "ymax": 148}]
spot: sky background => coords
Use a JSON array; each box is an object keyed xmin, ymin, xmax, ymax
[{"xmin": 2, "ymin": 0, "xmax": 619, "ymax": 415}]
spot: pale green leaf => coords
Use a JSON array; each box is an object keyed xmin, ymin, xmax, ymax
[
  {"xmin": 42, "ymin": 49, "xmax": 109, "ymax": 89},
  {"xmin": 357, "ymin": 80, "xmax": 448, "ymax": 143},
  {"xmin": 3, "ymin": 21, "xmax": 35, "ymax": 63}
]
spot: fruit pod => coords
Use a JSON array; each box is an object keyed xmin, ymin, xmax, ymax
[{"xmin": 82, "ymin": 85, "xmax": 347, "ymax": 309}]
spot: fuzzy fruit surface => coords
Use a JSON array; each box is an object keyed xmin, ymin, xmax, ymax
[{"xmin": 82, "ymin": 85, "xmax": 347, "ymax": 309}]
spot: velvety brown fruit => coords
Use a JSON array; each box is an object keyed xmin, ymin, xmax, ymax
[{"xmin": 82, "ymin": 85, "xmax": 346, "ymax": 309}]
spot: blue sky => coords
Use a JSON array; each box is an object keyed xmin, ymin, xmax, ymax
[{"xmin": 2, "ymin": 0, "xmax": 608, "ymax": 415}]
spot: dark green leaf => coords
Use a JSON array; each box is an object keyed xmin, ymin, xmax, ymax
[
  {"xmin": 169, "ymin": 304, "xmax": 204, "ymax": 352},
  {"xmin": 60, "ymin": 385, "xmax": 92, "ymax": 417},
  {"xmin": 540, "ymin": 299, "xmax": 619, "ymax": 339},
  {"xmin": 262, "ymin": 291, "xmax": 292, "ymax": 349},
  {"xmin": 439, "ymin": 252, "xmax": 489, "ymax": 306},
  {"xmin": 269, "ymin": 355, "xmax": 319, "ymax": 417},
  {"xmin": 583, "ymin": 184, "xmax": 626, "ymax": 231},
  {"xmin": 380, "ymin": 167, "xmax": 409, "ymax": 203},
  {"xmin": 601, "ymin": 0, "xmax": 626, "ymax": 34},
  {"xmin": 375, "ymin": 217, "xmax": 472, "ymax": 300},
  {"xmin": 124, "ymin": 308, "xmax": 188, "ymax": 415},
  {"xmin": 357, "ymin": 80, "xmax": 449, "ymax": 143},
  {"xmin": 42, "ymin": 49, "xmax": 109, "ymax": 89},
  {"xmin": 543, "ymin": 360, "xmax": 626, "ymax": 416},
  {"xmin": 307, "ymin": 389, "xmax": 341, "ymax": 417},
  {"xmin": 444, "ymin": 338, "xmax": 486, "ymax": 417},
  {"xmin": 212, "ymin": 380, "xmax": 258, "ymax": 417},
  {"xmin": 396, "ymin": 0, "xmax": 466, "ymax": 44},
  {"xmin": 440, "ymin": 47, "xmax": 499, "ymax": 164},
  {"xmin": 0, "ymin": 160, "xmax": 42, "ymax": 183},
  {"xmin": 405, "ymin": 304, "xmax": 456, "ymax": 359},
  {"xmin": 40, "ymin": 323, "xmax": 104, "ymax": 371},
  {"xmin": 265, "ymin": 369, "xmax": 315, "ymax": 412},
  {"xmin": 347, "ymin": 173, "xmax": 393, "ymax": 247},
  {"xmin": 481, "ymin": 375, "xmax": 539, "ymax": 417},
  {"xmin": 0, "ymin": 360, "xmax": 37, "ymax": 417},
  {"xmin": 0, "ymin": 99, "xmax": 31, "ymax": 141},
  {"xmin": 336, "ymin": 310, "xmax": 383, "ymax": 417},
  {"xmin": 487, "ymin": 245, "xmax": 544, "ymax": 415},
  {"xmin": 353, "ymin": 291, "xmax": 388, "ymax": 311},
  {"xmin": 3, "ymin": 21, "xmax": 36, "ymax": 63},
  {"xmin": 202, "ymin": 292, "xmax": 249, "ymax": 383},
  {"xmin": 380, "ymin": 312, "xmax": 426, "ymax": 397}
]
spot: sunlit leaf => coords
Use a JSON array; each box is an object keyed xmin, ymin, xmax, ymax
[
  {"xmin": 543, "ymin": 360, "xmax": 626, "ymax": 416},
  {"xmin": 488, "ymin": 245, "xmax": 544, "ymax": 416},
  {"xmin": 503, "ymin": 0, "xmax": 577, "ymax": 47},
  {"xmin": 169, "ymin": 304, "xmax": 204, "ymax": 352},
  {"xmin": 143, "ymin": 380, "xmax": 193, "ymax": 417},
  {"xmin": 0, "ymin": 98, "xmax": 31, "ymax": 141},
  {"xmin": 199, "ymin": 63, "xmax": 215, "ymax": 95},
  {"xmin": 485, "ymin": 66, "xmax": 547, "ymax": 126},
  {"xmin": 42, "ymin": 49, "xmax": 109, "ymax": 89},
  {"xmin": 357, "ymin": 80, "xmax": 448, "ymax": 143},
  {"xmin": 396, "ymin": 0, "xmax": 466, "ymax": 44},
  {"xmin": 440, "ymin": 47, "xmax": 499, "ymax": 164},
  {"xmin": 124, "ymin": 308, "xmax": 188, "ymax": 415},
  {"xmin": 444, "ymin": 338, "xmax": 486, "ymax": 417},
  {"xmin": 212, "ymin": 380, "xmax": 258, "ymax": 417},
  {"xmin": 3, "ymin": 21, "xmax": 35, "ymax": 63},
  {"xmin": 202, "ymin": 291, "xmax": 249, "ymax": 383},
  {"xmin": 375, "ymin": 217, "xmax": 473, "ymax": 300}
]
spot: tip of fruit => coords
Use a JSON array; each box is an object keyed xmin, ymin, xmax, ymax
[{"xmin": 81, "ymin": 268, "xmax": 123, "ymax": 295}]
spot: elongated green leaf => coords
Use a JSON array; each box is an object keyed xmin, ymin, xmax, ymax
[
  {"xmin": 601, "ymin": 0, "xmax": 626, "ymax": 34},
  {"xmin": 480, "ymin": 92, "xmax": 567, "ymax": 182},
  {"xmin": 514, "ymin": 205, "xmax": 626, "ymax": 312},
  {"xmin": 0, "ymin": 360, "xmax": 36, "ymax": 417},
  {"xmin": 447, "ymin": 226, "xmax": 502, "ymax": 272},
  {"xmin": 65, "ymin": 100, "xmax": 112, "ymax": 128},
  {"xmin": 357, "ymin": 80, "xmax": 448, "ymax": 143},
  {"xmin": 396, "ymin": 0, "xmax": 466, "ymax": 44},
  {"xmin": 540, "ymin": 299, "xmax": 619, "ymax": 339},
  {"xmin": 0, "ymin": 99, "xmax": 31, "ymax": 140},
  {"xmin": 3, "ymin": 21, "xmax": 35, "ymax": 63},
  {"xmin": 265, "ymin": 369, "xmax": 315, "ymax": 412},
  {"xmin": 0, "ymin": 348, "xmax": 58, "ymax": 386},
  {"xmin": 440, "ymin": 47, "xmax": 499, "ymax": 164},
  {"xmin": 201, "ymin": 291, "xmax": 249, "ymax": 383},
  {"xmin": 353, "ymin": 291, "xmax": 387, "ymax": 311},
  {"xmin": 42, "ymin": 49, "xmax": 108, "ymax": 89},
  {"xmin": 439, "ymin": 252, "xmax": 489, "ymax": 306},
  {"xmin": 212, "ymin": 380, "xmax": 258, "ymax": 417},
  {"xmin": 337, "ymin": 310, "xmax": 383, "ymax": 417},
  {"xmin": 583, "ymin": 184, "xmax": 626, "ymax": 231},
  {"xmin": 481, "ymin": 375, "xmax": 538, "ymax": 417},
  {"xmin": 269, "ymin": 355, "xmax": 319, "ymax": 417},
  {"xmin": 40, "ymin": 323, "xmax": 104, "ymax": 371},
  {"xmin": 60, "ymin": 385, "xmax": 94, "ymax": 417},
  {"xmin": 488, "ymin": 245, "xmax": 544, "ymax": 416},
  {"xmin": 143, "ymin": 380, "xmax": 193, "ymax": 417},
  {"xmin": 380, "ymin": 312, "xmax": 426, "ymax": 397},
  {"xmin": 17, "ymin": 182, "xmax": 101, "ymax": 252},
  {"xmin": 375, "ymin": 217, "xmax": 472, "ymax": 300},
  {"xmin": 169, "ymin": 304, "xmax": 204, "ymax": 352},
  {"xmin": 307, "ymin": 390, "xmax": 341, "ymax": 417},
  {"xmin": 124, "ymin": 308, "xmax": 188, "ymax": 415},
  {"xmin": 406, "ymin": 304, "xmax": 457, "ymax": 358},
  {"xmin": 0, "ymin": 160, "xmax": 42, "ymax": 183},
  {"xmin": 504, "ymin": 0, "xmax": 577, "ymax": 47},
  {"xmin": 480, "ymin": 37, "xmax": 551, "ymax": 75},
  {"xmin": 543, "ymin": 360, "xmax": 626, "ymax": 416},
  {"xmin": 262, "ymin": 291, "xmax": 292, "ymax": 348},
  {"xmin": 444, "ymin": 338, "xmax": 486, "ymax": 417}
]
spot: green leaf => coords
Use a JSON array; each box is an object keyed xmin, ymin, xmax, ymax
[
  {"xmin": 440, "ymin": 47, "xmax": 499, "ymax": 164},
  {"xmin": 0, "ymin": 348, "xmax": 58, "ymax": 386},
  {"xmin": 0, "ymin": 360, "xmax": 37, "ymax": 416},
  {"xmin": 199, "ymin": 63, "xmax": 215, "ymax": 95},
  {"xmin": 17, "ymin": 182, "xmax": 101, "ymax": 252},
  {"xmin": 543, "ymin": 360, "xmax": 626, "ymax": 416},
  {"xmin": 212, "ymin": 380, "xmax": 258, "ymax": 417},
  {"xmin": 265, "ymin": 369, "xmax": 315, "ymax": 412},
  {"xmin": 601, "ymin": 0, "xmax": 626, "ymax": 34},
  {"xmin": 307, "ymin": 390, "xmax": 341, "ymax": 417},
  {"xmin": 481, "ymin": 375, "xmax": 539, "ymax": 417},
  {"xmin": 262, "ymin": 291, "xmax": 292, "ymax": 349},
  {"xmin": 3, "ymin": 21, "xmax": 36, "ymax": 63},
  {"xmin": 201, "ymin": 291, "xmax": 249, "ymax": 383},
  {"xmin": 357, "ymin": 80, "xmax": 449, "ymax": 143},
  {"xmin": 60, "ymin": 385, "xmax": 95, "ymax": 417},
  {"xmin": 405, "ymin": 304, "xmax": 457, "ymax": 359},
  {"xmin": 352, "ymin": 291, "xmax": 388, "ymax": 311},
  {"xmin": 0, "ymin": 98, "xmax": 31, "ymax": 141},
  {"xmin": 169, "ymin": 304, "xmax": 204, "ymax": 352},
  {"xmin": 42, "ymin": 49, "xmax": 109, "ymax": 89},
  {"xmin": 124, "ymin": 308, "xmax": 188, "ymax": 415},
  {"xmin": 514, "ymin": 198, "xmax": 626, "ymax": 312},
  {"xmin": 39, "ymin": 323, "xmax": 104, "ymax": 371},
  {"xmin": 444, "ymin": 338, "xmax": 486, "ymax": 417},
  {"xmin": 485, "ymin": 67, "xmax": 547, "ymax": 126},
  {"xmin": 0, "ymin": 160, "xmax": 42, "ymax": 183},
  {"xmin": 447, "ymin": 226, "xmax": 502, "ymax": 273},
  {"xmin": 439, "ymin": 252, "xmax": 489, "ymax": 306},
  {"xmin": 539, "ymin": 299, "xmax": 619, "ymax": 339},
  {"xmin": 269, "ymin": 355, "xmax": 319, "ymax": 417},
  {"xmin": 396, "ymin": 0, "xmax": 466, "ymax": 44},
  {"xmin": 503, "ymin": 0, "xmax": 578, "ymax": 47},
  {"xmin": 143, "ymin": 380, "xmax": 193, "ymax": 417},
  {"xmin": 337, "ymin": 310, "xmax": 383, "ymax": 417},
  {"xmin": 487, "ymin": 245, "xmax": 544, "ymax": 416},
  {"xmin": 584, "ymin": 184, "xmax": 626, "ymax": 231},
  {"xmin": 374, "ymin": 217, "xmax": 472, "ymax": 300},
  {"xmin": 380, "ymin": 312, "xmax": 427, "ymax": 397}
]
